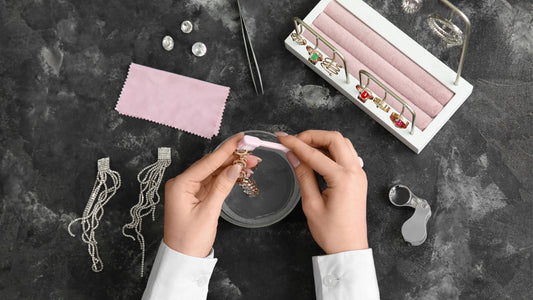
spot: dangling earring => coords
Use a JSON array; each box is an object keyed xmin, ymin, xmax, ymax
[
  {"xmin": 390, "ymin": 107, "xmax": 410, "ymax": 129},
  {"xmin": 122, "ymin": 147, "xmax": 171, "ymax": 277},
  {"xmin": 321, "ymin": 56, "xmax": 343, "ymax": 76},
  {"xmin": 68, "ymin": 157, "xmax": 121, "ymax": 272},
  {"xmin": 233, "ymin": 149, "xmax": 259, "ymax": 197}
]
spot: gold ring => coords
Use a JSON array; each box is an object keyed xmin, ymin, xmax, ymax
[
  {"xmin": 390, "ymin": 112, "xmax": 409, "ymax": 129},
  {"xmin": 291, "ymin": 32, "xmax": 307, "ymax": 45},
  {"xmin": 321, "ymin": 57, "xmax": 342, "ymax": 76},
  {"xmin": 373, "ymin": 96, "xmax": 390, "ymax": 113},
  {"xmin": 306, "ymin": 46, "xmax": 323, "ymax": 65},
  {"xmin": 356, "ymin": 84, "xmax": 374, "ymax": 103}
]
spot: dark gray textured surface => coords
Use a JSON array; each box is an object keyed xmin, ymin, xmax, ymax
[{"xmin": 1, "ymin": 0, "xmax": 531, "ymax": 299}]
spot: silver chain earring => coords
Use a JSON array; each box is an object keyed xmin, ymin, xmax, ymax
[
  {"xmin": 122, "ymin": 147, "xmax": 171, "ymax": 277},
  {"xmin": 68, "ymin": 157, "xmax": 122, "ymax": 272}
]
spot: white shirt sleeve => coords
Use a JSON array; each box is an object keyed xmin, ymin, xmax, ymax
[
  {"xmin": 142, "ymin": 241, "xmax": 217, "ymax": 300},
  {"xmin": 312, "ymin": 249, "xmax": 380, "ymax": 300}
]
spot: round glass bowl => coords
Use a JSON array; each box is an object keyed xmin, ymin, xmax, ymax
[{"xmin": 220, "ymin": 130, "xmax": 301, "ymax": 228}]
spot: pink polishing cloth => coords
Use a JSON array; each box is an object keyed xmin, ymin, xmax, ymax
[{"xmin": 115, "ymin": 63, "xmax": 230, "ymax": 139}]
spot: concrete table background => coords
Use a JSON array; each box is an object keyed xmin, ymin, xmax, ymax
[{"xmin": 0, "ymin": 0, "xmax": 531, "ymax": 299}]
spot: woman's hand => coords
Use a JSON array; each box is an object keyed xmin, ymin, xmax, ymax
[
  {"xmin": 163, "ymin": 133, "xmax": 260, "ymax": 257},
  {"xmin": 276, "ymin": 130, "xmax": 368, "ymax": 254}
]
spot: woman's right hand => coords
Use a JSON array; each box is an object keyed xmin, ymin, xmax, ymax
[{"xmin": 276, "ymin": 130, "xmax": 368, "ymax": 254}]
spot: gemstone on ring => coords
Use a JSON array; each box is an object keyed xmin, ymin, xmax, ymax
[
  {"xmin": 356, "ymin": 84, "xmax": 374, "ymax": 103},
  {"xmin": 306, "ymin": 46, "xmax": 323, "ymax": 65},
  {"xmin": 390, "ymin": 112, "xmax": 409, "ymax": 129}
]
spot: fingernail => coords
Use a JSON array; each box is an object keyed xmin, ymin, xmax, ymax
[
  {"xmin": 358, "ymin": 157, "xmax": 364, "ymax": 168},
  {"xmin": 274, "ymin": 131, "xmax": 288, "ymax": 137},
  {"xmin": 286, "ymin": 151, "xmax": 300, "ymax": 168},
  {"xmin": 249, "ymin": 155, "xmax": 262, "ymax": 163},
  {"xmin": 246, "ymin": 169, "xmax": 254, "ymax": 177},
  {"xmin": 226, "ymin": 164, "xmax": 242, "ymax": 180}
]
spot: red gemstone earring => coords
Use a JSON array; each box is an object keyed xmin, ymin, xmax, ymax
[
  {"xmin": 390, "ymin": 112, "xmax": 409, "ymax": 129},
  {"xmin": 356, "ymin": 84, "xmax": 374, "ymax": 103}
]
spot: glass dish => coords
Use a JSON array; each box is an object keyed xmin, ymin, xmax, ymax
[{"xmin": 220, "ymin": 130, "xmax": 301, "ymax": 228}]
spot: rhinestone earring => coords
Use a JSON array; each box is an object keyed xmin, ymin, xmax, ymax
[
  {"xmin": 68, "ymin": 157, "xmax": 122, "ymax": 272},
  {"xmin": 123, "ymin": 148, "xmax": 171, "ymax": 277}
]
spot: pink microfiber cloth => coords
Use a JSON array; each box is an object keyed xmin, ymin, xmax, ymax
[{"xmin": 115, "ymin": 63, "xmax": 230, "ymax": 139}]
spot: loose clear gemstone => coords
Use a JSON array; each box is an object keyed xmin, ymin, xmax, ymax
[
  {"xmin": 401, "ymin": 0, "xmax": 423, "ymax": 14},
  {"xmin": 192, "ymin": 42, "xmax": 207, "ymax": 57},
  {"xmin": 162, "ymin": 36, "xmax": 174, "ymax": 51},
  {"xmin": 181, "ymin": 20, "xmax": 193, "ymax": 34}
]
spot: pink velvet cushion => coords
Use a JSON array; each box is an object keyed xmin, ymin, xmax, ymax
[
  {"xmin": 303, "ymin": 26, "xmax": 433, "ymax": 129},
  {"xmin": 314, "ymin": 13, "xmax": 444, "ymax": 118},
  {"xmin": 324, "ymin": 0, "xmax": 454, "ymax": 105},
  {"xmin": 301, "ymin": 0, "xmax": 457, "ymax": 131}
]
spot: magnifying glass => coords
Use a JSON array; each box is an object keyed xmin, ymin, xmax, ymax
[{"xmin": 389, "ymin": 185, "xmax": 432, "ymax": 246}]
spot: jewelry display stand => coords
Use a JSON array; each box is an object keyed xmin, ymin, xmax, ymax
[{"xmin": 284, "ymin": 0, "xmax": 473, "ymax": 153}]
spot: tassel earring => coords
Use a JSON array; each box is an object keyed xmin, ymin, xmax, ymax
[
  {"xmin": 233, "ymin": 149, "xmax": 260, "ymax": 197},
  {"xmin": 68, "ymin": 157, "xmax": 122, "ymax": 272},
  {"xmin": 122, "ymin": 147, "xmax": 171, "ymax": 277}
]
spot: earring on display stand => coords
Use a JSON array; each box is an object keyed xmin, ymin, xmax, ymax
[
  {"xmin": 356, "ymin": 83, "xmax": 374, "ymax": 103},
  {"xmin": 321, "ymin": 54, "xmax": 343, "ymax": 76},
  {"xmin": 306, "ymin": 45, "xmax": 323, "ymax": 65},
  {"xmin": 291, "ymin": 32, "xmax": 307, "ymax": 45},
  {"xmin": 390, "ymin": 107, "xmax": 410, "ymax": 129},
  {"xmin": 426, "ymin": 0, "xmax": 471, "ymax": 85},
  {"xmin": 373, "ymin": 94, "xmax": 391, "ymax": 113}
]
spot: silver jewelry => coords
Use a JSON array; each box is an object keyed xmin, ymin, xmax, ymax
[
  {"xmin": 162, "ymin": 35, "xmax": 174, "ymax": 51},
  {"xmin": 427, "ymin": 0, "xmax": 471, "ymax": 86},
  {"xmin": 192, "ymin": 42, "xmax": 207, "ymax": 57},
  {"xmin": 122, "ymin": 147, "xmax": 171, "ymax": 277},
  {"xmin": 68, "ymin": 157, "xmax": 122, "ymax": 272},
  {"xmin": 401, "ymin": 0, "xmax": 423, "ymax": 14},
  {"xmin": 181, "ymin": 20, "xmax": 193, "ymax": 33},
  {"xmin": 427, "ymin": 13, "xmax": 463, "ymax": 48}
]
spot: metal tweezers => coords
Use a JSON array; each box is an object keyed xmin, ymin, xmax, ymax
[{"xmin": 237, "ymin": 0, "xmax": 264, "ymax": 95}]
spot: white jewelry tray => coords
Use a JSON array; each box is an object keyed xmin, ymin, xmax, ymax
[{"xmin": 284, "ymin": 0, "xmax": 473, "ymax": 153}]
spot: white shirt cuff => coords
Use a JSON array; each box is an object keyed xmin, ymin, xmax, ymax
[
  {"xmin": 142, "ymin": 241, "xmax": 217, "ymax": 300},
  {"xmin": 312, "ymin": 249, "xmax": 380, "ymax": 300}
]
